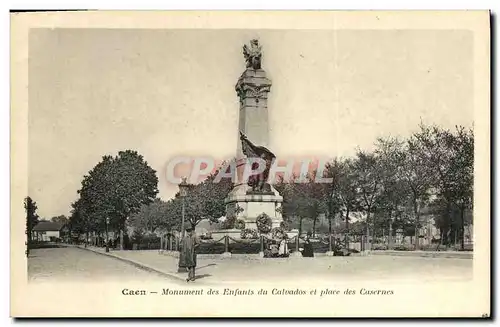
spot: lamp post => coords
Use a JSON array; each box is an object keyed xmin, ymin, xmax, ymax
[
  {"xmin": 179, "ymin": 177, "xmax": 189, "ymax": 238},
  {"xmin": 105, "ymin": 217, "xmax": 110, "ymax": 253},
  {"xmin": 177, "ymin": 177, "xmax": 189, "ymax": 273},
  {"xmin": 388, "ymin": 216, "xmax": 393, "ymax": 250}
]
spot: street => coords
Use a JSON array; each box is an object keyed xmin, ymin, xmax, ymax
[
  {"xmin": 101, "ymin": 249, "xmax": 474, "ymax": 284},
  {"xmin": 28, "ymin": 246, "xmax": 169, "ymax": 282},
  {"xmin": 27, "ymin": 245, "xmax": 473, "ymax": 284}
]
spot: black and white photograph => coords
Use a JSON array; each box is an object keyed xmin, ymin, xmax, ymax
[{"xmin": 10, "ymin": 10, "xmax": 491, "ymax": 318}]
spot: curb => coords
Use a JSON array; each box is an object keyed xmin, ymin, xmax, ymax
[
  {"xmin": 73, "ymin": 245, "xmax": 186, "ymax": 282},
  {"xmin": 370, "ymin": 250, "xmax": 473, "ymax": 259}
]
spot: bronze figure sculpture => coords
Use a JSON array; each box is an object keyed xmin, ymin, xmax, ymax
[{"xmin": 240, "ymin": 132, "xmax": 275, "ymax": 193}]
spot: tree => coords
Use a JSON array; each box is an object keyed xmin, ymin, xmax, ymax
[
  {"xmin": 336, "ymin": 159, "xmax": 359, "ymax": 248},
  {"xmin": 301, "ymin": 171, "xmax": 328, "ymax": 237},
  {"xmin": 275, "ymin": 175, "xmax": 301, "ymax": 230},
  {"xmin": 275, "ymin": 174, "xmax": 318, "ymax": 236},
  {"xmin": 375, "ymin": 137, "xmax": 417, "ymax": 248},
  {"xmin": 196, "ymin": 166, "xmax": 233, "ymax": 224},
  {"xmin": 129, "ymin": 198, "xmax": 180, "ymax": 234},
  {"xmin": 400, "ymin": 135, "xmax": 434, "ymax": 249},
  {"xmin": 448, "ymin": 126, "xmax": 474, "ymax": 250},
  {"xmin": 24, "ymin": 196, "xmax": 39, "ymax": 253},
  {"xmin": 69, "ymin": 197, "xmax": 97, "ymax": 245},
  {"xmin": 77, "ymin": 155, "xmax": 115, "ymax": 244},
  {"xmin": 323, "ymin": 159, "xmax": 344, "ymax": 236},
  {"xmin": 76, "ymin": 150, "xmax": 159, "ymax": 249},
  {"xmin": 110, "ymin": 150, "xmax": 159, "ymax": 233},
  {"xmin": 411, "ymin": 124, "xmax": 473, "ymax": 247},
  {"xmin": 51, "ymin": 215, "xmax": 69, "ymax": 225},
  {"xmin": 164, "ymin": 164, "xmax": 233, "ymax": 231},
  {"xmin": 352, "ymin": 150, "xmax": 382, "ymax": 249}
]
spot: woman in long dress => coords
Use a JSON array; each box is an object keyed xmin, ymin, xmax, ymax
[
  {"xmin": 302, "ymin": 231, "xmax": 314, "ymax": 257},
  {"xmin": 278, "ymin": 236, "xmax": 289, "ymax": 257}
]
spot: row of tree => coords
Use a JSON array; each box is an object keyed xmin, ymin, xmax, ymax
[
  {"xmin": 67, "ymin": 149, "xmax": 232, "ymax": 247},
  {"xmin": 24, "ymin": 196, "xmax": 68, "ymax": 254},
  {"xmin": 26, "ymin": 122, "xmax": 473, "ymax": 251},
  {"xmin": 128, "ymin": 166, "xmax": 232, "ymax": 235},
  {"xmin": 275, "ymin": 123, "xmax": 473, "ymax": 249}
]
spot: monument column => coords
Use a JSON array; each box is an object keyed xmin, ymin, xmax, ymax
[
  {"xmin": 224, "ymin": 39, "xmax": 283, "ymax": 231},
  {"xmin": 235, "ymin": 62, "xmax": 272, "ymax": 158}
]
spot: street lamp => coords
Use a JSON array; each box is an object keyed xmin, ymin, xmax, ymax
[
  {"xmin": 177, "ymin": 177, "xmax": 189, "ymax": 273},
  {"xmin": 179, "ymin": 177, "xmax": 189, "ymax": 238},
  {"xmin": 105, "ymin": 217, "xmax": 110, "ymax": 253}
]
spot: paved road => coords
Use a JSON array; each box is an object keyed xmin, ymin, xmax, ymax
[
  {"xmin": 28, "ymin": 246, "xmax": 169, "ymax": 282},
  {"xmin": 114, "ymin": 249, "xmax": 473, "ymax": 284}
]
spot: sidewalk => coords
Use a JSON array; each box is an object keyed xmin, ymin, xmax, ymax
[
  {"xmin": 75, "ymin": 245, "xmax": 186, "ymax": 282},
  {"xmin": 370, "ymin": 250, "xmax": 473, "ymax": 259},
  {"xmin": 74, "ymin": 245, "xmax": 473, "ymax": 285}
]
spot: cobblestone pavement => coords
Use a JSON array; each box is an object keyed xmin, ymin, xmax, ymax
[
  {"xmin": 98, "ymin": 248, "xmax": 473, "ymax": 285},
  {"xmin": 28, "ymin": 247, "xmax": 170, "ymax": 282}
]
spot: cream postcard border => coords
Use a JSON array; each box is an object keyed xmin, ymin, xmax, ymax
[{"xmin": 10, "ymin": 10, "xmax": 490, "ymax": 317}]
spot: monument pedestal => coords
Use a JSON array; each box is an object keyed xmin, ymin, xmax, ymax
[{"xmin": 225, "ymin": 182, "xmax": 283, "ymax": 230}]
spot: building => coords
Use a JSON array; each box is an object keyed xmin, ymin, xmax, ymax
[{"xmin": 32, "ymin": 221, "xmax": 65, "ymax": 242}]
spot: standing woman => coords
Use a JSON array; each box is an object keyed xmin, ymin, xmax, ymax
[
  {"xmin": 179, "ymin": 225, "xmax": 199, "ymax": 282},
  {"xmin": 278, "ymin": 235, "xmax": 289, "ymax": 258},
  {"xmin": 302, "ymin": 231, "xmax": 314, "ymax": 257}
]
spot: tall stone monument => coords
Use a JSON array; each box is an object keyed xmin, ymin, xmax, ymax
[{"xmin": 224, "ymin": 39, "xmax": 284, "ymax": 230}]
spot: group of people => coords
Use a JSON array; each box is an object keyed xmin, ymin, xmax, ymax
[
  {"xmin": 178, "ymin": 226, "xmax": 317, "ymax": 282},
  {"xmin": 265, "ymin": 231, "xmax": 315, "ymax": 258},
  {"xmin": 266, "ymin": 237, "xmax": 290, "ymax": 258}
]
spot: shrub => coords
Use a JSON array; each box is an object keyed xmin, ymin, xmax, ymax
[
  {"xmin": 271, "ymin": 227, "xmax": 287, "ymax": 240},
  {"xmin": 235, "ymin": 219, "xmax": 246, "ymax": 230},
  {"xmin": 240, "ymin": 228, "xmax": 259, "ymax": 239},
  {"xmin": 130, "ymin": 232, "xmax": 162, "ymax": 250},
  {"xmin": 372, "ymin": 244, "xmax": 388, "ymax": 251},
  {"xmin": 392, "ymin": 244, "xmax": 413, "ymax": 251},
  {"xmin": 131, "ymin": 229, "xmax": 144, "ymax": 244},
  {"xmin": 200, "ymin": 231, "xmax": 213, "ymax": 240},
  {"xmin": 229, "ymin": 242, "xmax": 261, "ymax": 254},
  {"xmin": 222, "ymin": 216, "xmax": 236, "ymax": 229},
  {"xmin": 280, "ymin": 220, "xmax": 290, "ymax": 231}
]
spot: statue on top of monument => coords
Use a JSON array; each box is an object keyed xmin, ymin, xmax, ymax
[
  {"xmin": 240, "ymin": 131, "xmax": 275, "ymax": 193},
  {"xmin": 243, "ymin": 39, "xmax": 262, "ymax": 70}
]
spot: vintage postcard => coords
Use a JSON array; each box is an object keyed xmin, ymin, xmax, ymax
[{"xmin": 10, "ymin": 11, "xmax": 490, "ymax": 317}]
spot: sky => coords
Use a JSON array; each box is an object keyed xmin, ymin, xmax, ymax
[{"xmin": 28, "ymin": 29, "xmax": 474, "ymax": 218}]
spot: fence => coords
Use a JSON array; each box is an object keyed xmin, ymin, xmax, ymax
[{"xmin": 160, "ymin": 233, "xmax": 356, "ymax": 256}]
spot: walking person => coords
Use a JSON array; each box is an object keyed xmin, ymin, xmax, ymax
[{"xmin": 178, "ymin": 225, "xmax": 199, "ymax": 282}]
